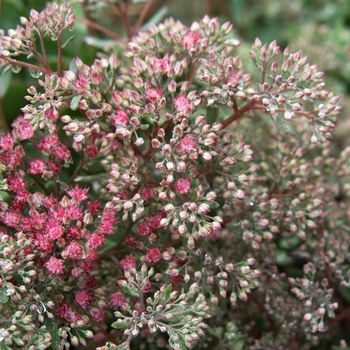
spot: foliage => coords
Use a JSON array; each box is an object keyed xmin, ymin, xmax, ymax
[{"xmin": 0, "ymin": 1, "xmax": 350, "ymax": 349}]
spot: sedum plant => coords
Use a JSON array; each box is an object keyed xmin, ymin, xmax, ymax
[{"xmin": 0, "ymin": 1, "xmax": 348, "ymax": 349}]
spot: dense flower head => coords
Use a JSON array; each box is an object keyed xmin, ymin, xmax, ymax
[
  {"xmin": 143, "ymin": 247, "xmax": 162, "ymax": 264},
  {"xmin": 11, "ymin": 116, "xmax": 35, "ymax": 140},
  {"xmin": 174, "ymin": 178, "xmax": 191, "ymax": 194},
  {"xmin": 109, "ymin": 292, "xmax": 128, "ymax": 309},
  {"xmin": 177, "ymin": 135, "xmax": 197, "ymax": 154},
  {"xmin": 56, "ymin": 302, "xmax": 84, "ymax": 324},
  {"xmin": 44, "ymin": 255, "xmax": 64, "ymax": 274},
  {"xmin": 119, "ymin": 255, "xmax": 137, "ymax": 272},
  {"xmin": 0, "ymin": 2, "xmax": 347, "ymax": 350},
  {"xmin": 110, "ymin": 108, "xmax": 128, "ymax": 126},
  {"xmin": 75, "ymin": 289, "xmax": 94, "ymax": 310}
]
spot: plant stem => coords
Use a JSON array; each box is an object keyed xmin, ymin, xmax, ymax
[
  {"xmin": 221, "ymin": 99, "xmax": 259, "ymax": 128},
  {"xmin": 29, "ymin": 174, "xmax": 51, "ymax": 195},
  {"xmin": 57, "ymin": 32, "xmax": 63, "ymax": 78},
  {"xmin": 76, "ymin": 17, "xmax": 123, "ymax": 40},
  {"xmin": 133, "ymin": 0, "xmax": 155, "ymax": 36},
  {"xmin": 116, "ymin": 0, "xmax": 132, "ymax": 40},
  {"xmin": 0, "ymin": 97, "xmax": 10, "ymax": 134},
  {"xmin": 67, "ymin": 157, "xmax": 85, "ymax": 186},
  {"xmin": 0, "ymin": 56, "xmax": 51, "ymax": 75},
  {"xmin": 252, "ymin": 105, "xmax": 314, "ymax": 120},
  {"xmin": 36, "ymin": 28, "xmax": 47, "ymax": 61}
]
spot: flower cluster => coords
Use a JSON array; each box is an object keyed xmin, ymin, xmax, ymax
[{"xmin": 0, "ymin": 1, "xmax": 348, "ymax": 349}]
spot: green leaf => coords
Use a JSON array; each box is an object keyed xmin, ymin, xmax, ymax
[
  {"xmin": 141, "ymin": 5, "xmax": 169, "ymax": 31},
  {"xmin": 163, "ymin": 284, "xmax": 172, "ymax": 301},
  {"xmin": 85, "ymin": 36, "xmax": 116, "ymax": 50},
  {"xmin": 168, "ymin": 330, "xmax": 188, "ymax": 350},
  {"xmin": 61, "ymin": 35, "xmax": 76, "ymax": 49},
  {"xmin": 111, "ymin": 319, "xmax": 130, "ymax": 329},
  {"xmin": 69, "ymin": 58, "xmax": 78, "ymax": 74},
  {"xmin": 209, "ymin": 201, "xmax": 220, "ymax": 209},
  {"xmin": 327, "ymin": 307, "xmax": 335, "ymax": 318},
  {"xmin": 70, "ymin": 94, "xmax": 82, "ymax": 110},
  {"xmin": 271, "ymin": 113, "xmax": 298, "ymax": 136},
  {"xmin": 0, "ymin": 293, "xmax": 9, "ymax": 304},
  {"xmin": 118, "ymin": 281, "xmax": 139, "ymax": 297},
  {"xmin": 207, "ymin": 106, "xmax": 218, "ymax": 124},
  {"xmin": 75, "ymin": 173, "xmax": 109, "ymax": 182},
  {"xmin": 0, "ymin": 64, "xmax": 12, "ymax": 77},
  {"xmin": 0, "ymin": 71, "xmax": 12, "ymax": 98},
  {"xmin": 51, "ymin": 323, "xmax": 61, "ymax": 350}
]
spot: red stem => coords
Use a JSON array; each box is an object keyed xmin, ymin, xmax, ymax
[
  {"xmin": 75, "ymin": 17, "xmax": 123, "ymax": 40},
  {"xmin": 57, "ymin": 32, "xmax": 63, "ymax": 78},
  {"xmin": 133, "ymin": 0, "xmax": 155, "ymax": 36},
  {"xmin": 0, "ymin": 56, "xmax": 51, "ymax": 75},
  {"xmin": 116, "ymin": 1, "xmax": 133, "ymax": 40},
  {"xmin": 221, "ymin": 99, "xmax": 259, "ymax": 129}
]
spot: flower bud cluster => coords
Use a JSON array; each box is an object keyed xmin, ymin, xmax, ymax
[
  {"xmin": 249, "ymin": 39, "xmax": 341, "ymax": 143},
  {"xmin": 199, "ymin": 48, "xmax": 252, "ymax": 107},
  {"xmin": 0, "ymin": 230, "xmax": 56, "ymax": 349},
  {"xmin": 0, "ymin": 2, "xmax": 74, "ymax": 60},
  {"xmin": 197, "ymin": 254, "xmax": 260, "ymax": 306},
  {"xmin": 289, "ymin": 262, "xmax": 338, "ymax": 334},
  {"xmin": 111, "ymin": 264, "xmax": 210, "ymax": 350},
  {"xmin": 22, "ymin": 74, "xmax": 64, "ymax": 133},
  {"xmin": 0, "ymin": 2, "xmax": 347, "ymax": 349},
  {"xmin": 125, "ymin": 16, "xmax": 237, "ymax": 61}
]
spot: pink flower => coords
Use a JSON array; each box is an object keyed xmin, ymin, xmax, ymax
[
  {"xmin": 97, "ymin": 209, "xmax": 116, "ymax": 235},
  {"xmin": 56, "ymin": 302, "xmax": 83, "ymax": 323},
  {"xmin": 154, "ymin": 57, "xmax": 171, "ymax": 73},
  {"xmin": 88, "ymin": 200, "xmax": 101, "ymax": 214},
  {"xmin": 227, "ymin": 67, "xmax": 243, "ymax": 87},
  {"xmin": 87, "ymin": 232, "xmax": 105, "ymax": 249},
  {"xmin": 125, "ymin": 235, "xmax": 138, "ymax": 246},
  {"xmin": 44, "ymin": 256, "xmax": 65, "ymax": 274},
  {"xmin": 109, "ymin": 292, "xmax": 127, "ymax": 309},
  {"xmin": 67, "ymin": 226, "xmax": 82, "ymax": 239},
  {"xmin": 44, "ymin": 108, "xmax": 59, "ymax": 121},
  {"xmin": 145, "ymin": 87, "xmax": 162, "ymax": 103},
  {"xmin": 182, "ymin": 31, "xmax": 201, "ymax": 49},
  {"xmin": 29, "ymin": 158, "xmax": 46, "ymax": 174},
  {"xmin": 86, "ymin": 249, "xmax": 98, "ymax": 261},
  {"xmin": 75, "ymin": 289, "xmax": 94, "ymax": 310},
  {"xmin": 12, "ymin": 116, "xmax": 34, "ymax": 140},
  {"xmin": 46, "ymin": 221, "xmax": 64, "ymax": 241},
  {"xmin": 2, "ymin": 211, "xmax": 22, "ymax": 228},
  {"xmin": 137, "ymin": 219, "xmax": 152, "ymax": 237},
  {"xmin": 174, "ymin": 93, "xmax": 193, "ymax": 114},
  {"xmin": 61, "ymin": 240, "xmax": 85, "ymax": 260},
  {"xmin": 67, "ymin": 185, "xmax": 89, "ymax": 203},
  {"xmin": 174, "ymin": 178, "xmax": 191, "ymax": 195},
  {"xmin": 53, "ymin": 144, "xmax": 71, "ymax": 162},
  {"xmin": 119, "ymin": 255, "xmax": 136, "ymax": 272},
  {"xmin": 6, "ymin": 171, "xmax": 27, "ymax": 192},
  {"xmin": 141, "ymin": 187, "xmax": 154, "ymax": 200},
  {"xmin": 110, "ymin": 108, "xmax": 128, "ymax": 125},
  {"xmin": 170, "ymin": 274, "xmax": 184, "ymax": 286},
  {"xmin": 74, "ymin": 72, "xmax": 90, "ymax": 92},
  {"xmin": 143, "ymin": 281, "xmax": 152, "ymax": 293},
  {"xmin": 144, "ymin": 247, "xmax": 162, "ymax": 264},
  {"xmin": 148, "ymin": 211, "xmax": 163, "ymax": 229},
  {"xmin": 34, "ymin": 233, "xmax": 54, "ymax": 254},
  {"xmin": 0, "ymin": 134, "xmax": 14, "ymax": 150},
  {"xmin": 47, "ymin": 160, "xmax": 61, "ymax": 175},
  {"xmin": 90, "ymin": 307, "xmax": 105, "ymax": 322},
  {"xmin": 177, "ymin": 135, "xmax": 197, "ymax": 154},
  {"xmin": 35, "ymin": 133, "xmax": 72, "ymax": 163},
  {"xmin": 85, "ymin": 143, "xmax": 99, "ymax": 158}
]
